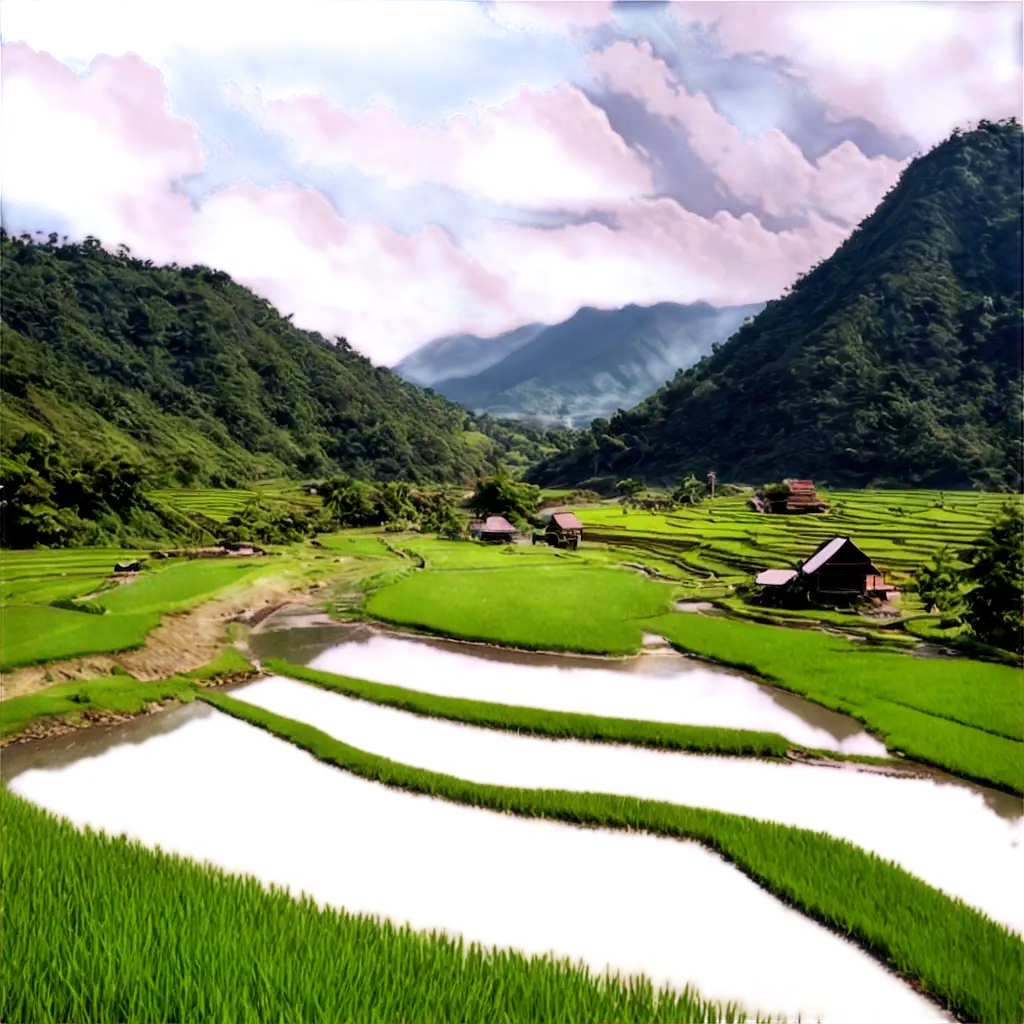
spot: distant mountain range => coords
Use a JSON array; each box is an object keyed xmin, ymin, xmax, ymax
[
  {"xmin": 528, "ymin": 119, "xmax": 1023, "ymax": 491},
  {"xmin": 395, "ymin": 301, "xmax": 765, "ymax": 427},
  {"xmin": 394, "ymin": 323, "xmax": 546, "ymax": 388}
]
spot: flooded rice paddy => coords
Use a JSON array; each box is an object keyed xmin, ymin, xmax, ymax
[
  {"xmin": 4, "ymin": 705, "xmax": 950, "ymax": 1024},
  {"xmin": 249, "ymin": 623, "xmax": 889, "ymax": 755},
  {"xmin": 232, "ymin": 675, "xmax": 1024, "ymax": 935}
]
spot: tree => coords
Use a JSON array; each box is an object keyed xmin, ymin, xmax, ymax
[
  {"xmin": 321, "ymin": 474, "xmax": 376, "ymax": 527},
  {"xmin": 470, "ymin": 473, "xmax": 540, "ymax": 524},
  {"xmin": 962, "ymin": 504, "xmax": 1024, "ymax": 653},
  {"xmin": 673, "ymin": 473, "xmax": 705, "ymax": 506},
  {"xmin": 616, "ymin": 477, "xmax": 644, "ymax": 498},
  {"xmin": 911, "ymin": 546, "xmax": 965, "ymax": 620}
]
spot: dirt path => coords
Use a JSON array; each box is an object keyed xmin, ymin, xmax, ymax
[{"xmin": 1, "ymin": 583, "xmax": 314, "ymax": 701}]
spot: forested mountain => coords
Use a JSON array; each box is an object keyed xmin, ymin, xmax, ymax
[
  {"xmin": 530, "ymin": 120, "xmax": 1023, "ymax": 491},
  {"xmin": 399, "ymin": 301, "xmax": 763, "ymax": 426},
  {"xmin": 394, "ymin": 323, "xmax": 546, "ymax": 387},
  {"xmin": 0, "ymin": 233, "xmax": 572, "ymax": 544}
]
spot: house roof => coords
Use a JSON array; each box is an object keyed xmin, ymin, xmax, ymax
[
  {"xmin": 481, "ymin": 515, "xmax": 516, "ymax": 533},
  {"xmin": 801, "ymin": 537, "xmax": 848, "ymax": 574},
  {"xmin": 756, "ymin": 569, "xmax": 798, "ymax": 586},
  {"xmin": 551, "ymin": 511, "xmax": 584, "ymax": 531}
]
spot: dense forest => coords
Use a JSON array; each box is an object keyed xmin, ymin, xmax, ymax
[
  {"xmin": 0, "ymin": 233, "xmax": 572, "ymax": 544},
  {"xmin": 530, "ymin": 120, "xmax": 1023, "ymax": 491}
]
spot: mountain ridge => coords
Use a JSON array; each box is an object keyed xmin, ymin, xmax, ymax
[
  {"xmin": 399, "ymin": 300, "xmax": 764, "ymax": 426},
  {"xmin": 394, "ymin": 323, "xmax": 545, "ymax": 387},
  {"xmin": 528, "ymin": 120, "xmax": 1023, "ymax": 490}
]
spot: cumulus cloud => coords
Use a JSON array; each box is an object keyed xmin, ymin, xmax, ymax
[
  {"xmin": 670, "ymin": 1, "xmax": 1023, "ymax": 146},
  {"xmin": 256, "ymin": 83, "xmax": 653, "ymax": 210},
  {"xmin": 587, "ymin": 40, "xmax": 906, "ymax": 227},
  {"xmin": 483, "ymin": 1, "xmax": 610, "ymax": 38},
  {"xmin": 0, "ymin": 42, "xmax": 861, "ymax": 364}
]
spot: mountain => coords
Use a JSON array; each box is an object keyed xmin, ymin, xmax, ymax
[
  {"xmin": 397, "ymin": 302, "xmax": 764, "ymax": 426},
  {"xmin": 394, "ymin": 323, "xmax": 545, "ymax": 387},
  {"xmin": 529, "ymin": 120, "xmax": 1023, "ymax": 491},
  {"xmin": 0, "ymin": 232, "xmax": 571, "ymax": 542}
]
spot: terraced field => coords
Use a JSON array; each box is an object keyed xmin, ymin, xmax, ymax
[
  {"xmin": 579, "ymin": 490, "xmax": 1015, "ymax": 598},
  {"xmin": 150, "ymin": 480, "xmax": 320, "ymax": 524}
]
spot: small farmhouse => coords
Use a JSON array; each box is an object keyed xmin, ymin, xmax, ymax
[
  {"xmin": 470, "ymin": 515, "xmax": 517, "ymax": 543},
  {"xmin": 114, "ymin": 560, "xmax": 141, "ymax": 573},
  {"xmin": 749, "ymin": 480, "xmax": 828, "ymax": 515},
  {"xmin": 756, "ymin": 537, "xmax": 887, "ymax": 604},
  {"xmin": 545, "ymin": 511, "xmax": 584, "ymax": 550}
]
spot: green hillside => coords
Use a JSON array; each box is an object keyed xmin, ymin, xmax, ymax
[
  {"xmin": 530, "ymin": 119, "xmax": 1022, "ymax": 491},
  {"xmin": 0, "ymin": 233, "xmax": 568, "ymax": 545}
]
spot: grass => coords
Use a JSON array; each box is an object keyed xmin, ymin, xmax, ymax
[
  {"xmin": 183, "ymin": 647, "xmax": 255, "ymax": 681},
  {"xmin": 650, "ymin": 613, "xmax": 1024, "ymax": 794},
  {"xmin": 0, "ymin": 674, "xmax": 198, "ymax": 741},
  {"xmin": 0, "ymin": 788, "xmax": 751, "ymax": 1024},
  {"xmin": 1, "ymin": 606, "xmax": 162, "ymax": 673},
  {"xmin": 263, "ymin": 659, "xmax": 795, "ymax": 759},
  {"xmin": 201, "ymin": 692, "xmax": 1024, "ymax": 1024},
  {"xmin": 1, "ymin": 555, "xmax": 271, "ymax": 671},
  {"xmin": 96, "ymin": 559, "xmax": 269, "ymax": 614},
  {"xmin": 366, "ymin": 565, "xmax": 673, "ymax": 655}
]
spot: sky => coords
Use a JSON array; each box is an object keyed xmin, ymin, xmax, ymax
[{"xmin": 1, "ymin": 1, "xmax": 1021, "ymax": 366}]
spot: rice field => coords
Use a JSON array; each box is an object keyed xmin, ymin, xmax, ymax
[
  {"xmin": 203, "ymin": 691, "xmax": 1024, "ymax": 1024},
  {"xmin": 1, "ymin": 786, "xmax": 746, "ymax": 1024},
  {"xmin": 580, "ymin": 489, "xmax": 1017, "ymax": 595},
  {"xmin": 365, "ymin": 565, "xmax": 673, "ymax": 655},
  {"xmin": 1, "ymin": 553, "xmax": 271, "ymax": 671},
  {"xmin": 149, "ymin": 479, "xmax": 320, "ymax": 524},
  {"xmin": 651, "ymin": 613, "xmax": 1024, "ymax": 794}
]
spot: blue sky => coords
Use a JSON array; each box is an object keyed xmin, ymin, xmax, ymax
[{"xmin": 2, "ymin": 0, "xmax": 1020, "ymax": 363}]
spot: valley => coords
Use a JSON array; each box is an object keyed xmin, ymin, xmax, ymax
[{"xmin": 2, "ymin": 116, "xmax": 1022, "ymax": 1023}]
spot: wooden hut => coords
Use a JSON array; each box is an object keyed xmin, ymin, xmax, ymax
[
  {"xmin": 755, "ymin": 537, "xmax": 886, "ymax": 604},
  {"xmin": 114, "ymin": 560, "xmax": 141, "ymax": 573},
  {"xmin": 470, "ymin": 515, "xmax": 517, "ymax": 543},
  {"xmin": 750, "ymin": 480, "xmax": 828, "ymax": 514},
  {"xmin": 800, "ymin": 537, "xmax": 886, "ymax": 598},
  {"xmin": 781, "ymin": 480, "xmax": 828, "ymax": 514},
  {"xmin": 545, "ymin": 511, "xmax": 584, "ymax": 550}
]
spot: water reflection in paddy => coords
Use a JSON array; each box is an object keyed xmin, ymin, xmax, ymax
[
  {"xmin": 6, "ymin": 708, "xmax": 947, "ymax": 1024},
  {"xmin": 248, "ymin": 623, "xmax": 888, "ymax": 756},
  {"xmin": 233, "ymin": 676, "xmax": 1024, "ymax": 935}
]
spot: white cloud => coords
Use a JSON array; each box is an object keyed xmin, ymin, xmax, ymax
[
  {"xmin": 256, "ymin": 84, "xmax": 653, "ymax": 210},
  {"xmin": 672, "ymin": 1, "xmax": 1023, "ymax": 145},
  {"xmin": 0, "ymin": 42, "xmax": 859, "ymax": 365},
  {"xmin": 487, "ymin": 1, "xmax": 614, "ymax": 32},
  {"xmin": 588, "ymin": 40, "xmax": 907, "ymax": 227}
]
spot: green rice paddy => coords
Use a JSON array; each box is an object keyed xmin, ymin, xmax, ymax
[
  {"xmin": 264, "ymin": 659, "xmax": 795, "ymax": 759},
  {"xmin": 4, "ymin": 487, "xmax": 1022, "ymax": 1021},
  {"xmin": 366, "ymin": 564, "xmax": 673, "ymax": 654},
  {"xmin": 1, "ymin": 555, "xmax": 270, "ymax": 671},
  {"xmin": 1, "ymin": 787, "xmax": 748, "ymax": 1024},
  {"xmin": 203, "ymin": 692, "xmax": 1024, "ymax": 1024},
  {"xmin": 649, "ymin": 614, "xmax": 1023, "ymax": 794}
]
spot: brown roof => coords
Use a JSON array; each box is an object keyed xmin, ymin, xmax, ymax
[
  {"xmin": 481, "ymin": 515, "xmax": 516, "ymax": 533},
  {"xmin": 784, "ymin": 479, "xmax": 817, "ymax": 492},
  {"xmin": 550, "ymin": 511, "xmax": 584, "ymax": 531}
]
